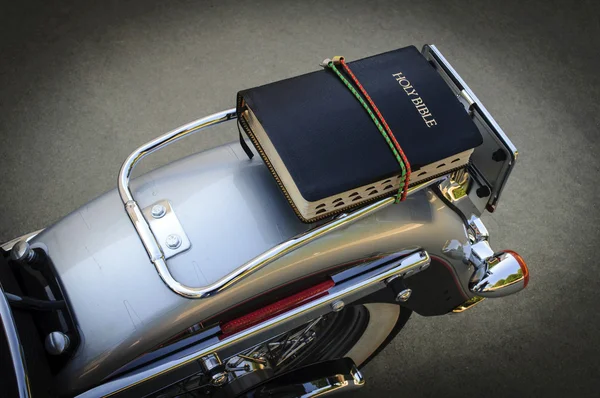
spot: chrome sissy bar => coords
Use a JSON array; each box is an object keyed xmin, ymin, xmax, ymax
[{"xmin": 118, "ymin": 108, "xmax": 442, "ymax": 299}]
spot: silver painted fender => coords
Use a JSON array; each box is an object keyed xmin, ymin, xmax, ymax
[{"xmin": 30, "ymin": 142, "xmax": 471, "ymax": 395}]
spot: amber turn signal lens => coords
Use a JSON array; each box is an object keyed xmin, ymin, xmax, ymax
[{"xmin": 502, "ymin": 250, "xmax": 529, "ymax": 288}]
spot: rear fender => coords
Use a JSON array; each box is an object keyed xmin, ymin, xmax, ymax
[{"xmin": 28, "ymin": 142, "xmax": 471, "ymax": 395}]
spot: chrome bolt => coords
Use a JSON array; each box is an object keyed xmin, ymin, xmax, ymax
[
  {"xmin": 395, "ymin": 288, "xmax": 412, "ymax": 302},
  {"xmin": 10, "ymin": 241, "xmax": 36, "ymax": 263},
  {"xmin": 165, "ymin": 234, "xmax": 182, "ymax": 249},
  {"xmin": 211, "ymin": 372, "xmax": 228, "ymax": 386},
  {"xmin": 420, "ymin": 262, "xmax": 430, "ymax": 271},
  {"xmin": 45, "ymin": 331, "xmax": 70, "ymax": 355},
  {"xmin": 331, "ymin": 300, "xmax": 345, "ymax": 312},
  {"xmin": 151, "ymin": 204, "xmax": 166, "ymax": 219}
]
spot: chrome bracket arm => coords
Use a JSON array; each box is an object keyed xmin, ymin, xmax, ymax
[{"xmin": 118, "ymin": 108, "xmax": 443, "ymax": 299}]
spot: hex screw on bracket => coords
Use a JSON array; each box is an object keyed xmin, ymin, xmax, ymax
[
  {"xmin": 151, "ymin": 204, "xmax": 166, "ymax": 219},
  {"xmin": 165, "ymin": 234, "xmax": 182, "ymax": 249}
]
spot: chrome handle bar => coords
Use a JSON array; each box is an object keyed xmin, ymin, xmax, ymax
[{"xmin": 118, "ymin": 108, "xmax": 443, "ymax": 299}]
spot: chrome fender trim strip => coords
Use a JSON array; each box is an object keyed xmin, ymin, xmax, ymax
[{"xmin": 77, "ymin": 250, "xmax": 430, "ymax": 397}]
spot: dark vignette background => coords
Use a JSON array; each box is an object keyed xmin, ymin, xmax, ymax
[{"xmin": 0, "ymin": 1, "xmax": 599, "ymax": 397}]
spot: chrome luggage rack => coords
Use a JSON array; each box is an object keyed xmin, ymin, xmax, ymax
[
  {"xmin": 119, "ymin": 44, "xmax": 517, "ymax": 299},
  {"xmin": 118, "ymin": 109, "xmax": 442, "ymax": 299}
]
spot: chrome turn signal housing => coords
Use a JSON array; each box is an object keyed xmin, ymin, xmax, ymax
[{"xmin": 469, "ymin": 250, "xmax": 529, "ymax": 298}]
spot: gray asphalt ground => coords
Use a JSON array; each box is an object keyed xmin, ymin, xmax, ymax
[{"xmin": 1, "ymin": 1, "xmax": 599, "ymax": 397}]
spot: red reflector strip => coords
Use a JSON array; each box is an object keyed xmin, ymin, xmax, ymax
[
  {"xmin": 220, "ymin": 279, "xmax": 334, "ymax": 337},
  {"xmin": 503, "ymin": 250, "xmax": 529, "ymax": 288}
]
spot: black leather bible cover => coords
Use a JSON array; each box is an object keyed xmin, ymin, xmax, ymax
[{"xmin": 237, "ymin": 45, "xmax": 482, "ymax": 218}]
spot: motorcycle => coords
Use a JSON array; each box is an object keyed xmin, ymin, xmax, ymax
[{"xmin": 0, "ymin": 44, "xmax": 528, "ymax": 398}]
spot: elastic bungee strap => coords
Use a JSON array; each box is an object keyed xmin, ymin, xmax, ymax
[{"xmin": 324, "ymin": 56, "xmax": 411, "ymax": 202}]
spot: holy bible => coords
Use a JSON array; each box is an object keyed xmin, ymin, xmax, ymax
[{"xmin": 237, "ymin": 46, "xmax": 482, "ymax": 223}]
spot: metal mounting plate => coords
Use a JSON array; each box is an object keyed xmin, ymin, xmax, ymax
[
  {"xmin": 422, "ymin": 44, "xmax": 518, "ymax": 211},
  {"xmin": 142, "ymin": 200, "xmax": 191, "ymax": 259}
]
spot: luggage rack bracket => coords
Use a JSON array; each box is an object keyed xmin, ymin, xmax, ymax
[{"xmin": 422, "ymin": 44, "xmax": 518, "ymax": 211}]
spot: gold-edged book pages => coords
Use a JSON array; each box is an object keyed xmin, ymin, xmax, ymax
[{"xmin": 243, "ymin": 106, "xmax": 472, "ymax": 222}]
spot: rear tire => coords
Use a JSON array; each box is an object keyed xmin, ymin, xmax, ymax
[
  {"xmin": 357, "ymin": 303, "xmax": 412, "ymax": 368},
  {"xmin": 345, "ymin": 303, "xmax": 404, "ymax": 366}
]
